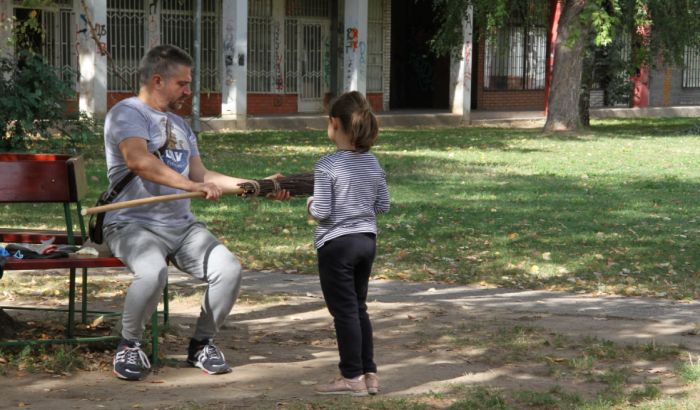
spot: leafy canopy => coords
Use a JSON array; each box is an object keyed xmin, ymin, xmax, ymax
[{"xmin": 431, "ymin": 0, "xmax": 700, "ymax": 67}]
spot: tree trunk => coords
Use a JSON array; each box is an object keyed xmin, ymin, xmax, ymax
[{"xmin": 544, "ymin": 0, "xmax": 589, "ymax": 132}]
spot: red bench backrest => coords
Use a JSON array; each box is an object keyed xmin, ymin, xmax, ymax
[{"xmin": 0, "ymin": 154, "xmax": 88, "ymax": 203}]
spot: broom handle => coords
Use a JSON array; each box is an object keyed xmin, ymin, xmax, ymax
[{"xmin": 81, "ymin": 188, "xmax": 244, "ymax": 216}]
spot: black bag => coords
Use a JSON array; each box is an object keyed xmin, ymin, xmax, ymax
[
  {"xmin": 88, "ymin": 174, "xmax": 136, "ymax": 244},
  {"xmin": 88, "ymin": 191, "xmax": 112, "ymax": 244}
]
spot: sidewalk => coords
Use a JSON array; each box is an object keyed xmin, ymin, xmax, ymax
[
  {"xmin": 242, "ymin": 270, "xmax": 700, "ymax": 350},
  {"xmin": 2, "ymin": 268, "xmax": 699, "ymax": 409}
]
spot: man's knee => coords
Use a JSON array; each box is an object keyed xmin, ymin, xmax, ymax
[
  {"xmin": 207, "ymin": 245, "xmax": 242, "ymax": 288},
  {"xmin": 133, "ymin": 264, "xmax": 169, "ymax": 290}
]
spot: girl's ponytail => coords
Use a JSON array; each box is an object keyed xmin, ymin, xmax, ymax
[{"xmin": 330, "ymin": 91, "xmax": 379, "ymax": 152}]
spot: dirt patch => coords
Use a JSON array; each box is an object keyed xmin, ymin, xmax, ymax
[{"xmin": 1, "ymin": 271, "xmax": 699, "ymax": 409}]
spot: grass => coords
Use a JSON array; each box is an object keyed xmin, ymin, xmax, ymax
[{"xmin": 7, "ymin": 117, "xmax": 699, "ymax": 299}]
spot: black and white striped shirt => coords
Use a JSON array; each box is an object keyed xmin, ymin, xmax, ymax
[{"xmin": 309, "ymin": 150, "xmax": 390, "ymax": 249}]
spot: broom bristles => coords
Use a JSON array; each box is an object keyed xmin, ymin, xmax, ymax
[{"xmin": 238, "ymin": 172, "xmax": 314, "ymax": 197}]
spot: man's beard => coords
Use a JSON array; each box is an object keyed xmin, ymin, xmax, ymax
[{"xmin": 168, "ymin": 99, "xmax": 185, "ymax": 111}]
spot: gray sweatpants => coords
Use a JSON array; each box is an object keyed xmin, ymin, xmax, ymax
[{"xmin": 104, "ymin": 221, "xmax": 242, "ymax": 342}]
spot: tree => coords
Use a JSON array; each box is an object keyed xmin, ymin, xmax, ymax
[
  {"xmin": 431, "ymin": 0, "xmax": 700, "ymax": 131},
  {"xmin": 1, "ymin": 1, "xmax": 96, "ymax": 151}
]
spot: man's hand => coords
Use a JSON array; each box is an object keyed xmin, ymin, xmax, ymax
[{"xmin": 191, "ymin": 181, "xmax": 223, "ymax": 200}]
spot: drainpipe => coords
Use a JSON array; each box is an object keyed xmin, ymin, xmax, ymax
[{"xmin": 192, "ymin": 0, "xmax": 202, "ymax": 135}]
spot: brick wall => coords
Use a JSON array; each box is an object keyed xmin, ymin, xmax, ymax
[
  {"xmin": 367, "ymin": 93, "xmax": 383, "ymax": 112},
  {"xmin": 648, "ymin": 65, "xmax": 700, "ymax": 107},
  {"xmin": 475, "ymin": 38, "xmax": 546, "ymax": 110},
  {"xmin": 107, "ymin": 92, "xmax": 223, "ymax": 117},
  {"xmin": 247, "ymin": 94, "xmax": 298, "ymax": 115}
]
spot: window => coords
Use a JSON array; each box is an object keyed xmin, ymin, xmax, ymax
[
  {"xmin": 107, "ymin": 0, "xmax": 146, "ymax": 92},
  {"xmin": 683, "ymin": 47, "xmax": 700, "ymax": 88},
  {"xmin": 107, "ymin": 0, "xmax": 221, "ymax": 93},
  {"xmin": 366, "ymin": 0, "xmax": 383, "ymax": 92},
  {"xmin": 484, "ymin": 25, "xmax": 546, "ymax": 90},
  {"xmin": 248, "ymin": 0, "xmax": 274, "ymax": 92},
  {"xmin": 13, "ymin": 4, "xmax": 76, "ymax": 87}
]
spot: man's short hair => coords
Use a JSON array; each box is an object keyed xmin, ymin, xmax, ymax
[{"xmin": 138, "ymin": 44, "xmax": 193, "ymax": 86}]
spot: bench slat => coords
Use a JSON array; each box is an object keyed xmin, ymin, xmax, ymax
[
  {"xmin": 4, "ymin": 256, "xmax": 124, "ymax": 270},
  {"xmin": 0, "ymin": 229, "xmax": 85, "ymax": 245}
]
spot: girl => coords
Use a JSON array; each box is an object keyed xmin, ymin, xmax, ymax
[{"xmin": 307, "ymin": 91, "xmax": 390, "ymax": 396}]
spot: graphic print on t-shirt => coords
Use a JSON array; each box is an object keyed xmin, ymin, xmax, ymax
[{"xmin": 160, "ymin": 118, "xmax": 189, "ymax": 174}]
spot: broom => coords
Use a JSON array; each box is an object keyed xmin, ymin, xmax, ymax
[
  {"xmin": 238, "ymin": 172, "xmax": 314, "ymax": 197},
  {"xmin": 82, "ymin": 172, "xmax": 314, "ymax": 216}
]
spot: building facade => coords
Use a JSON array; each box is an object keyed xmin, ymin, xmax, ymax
[{"xmin": 1, "ymin": 0, "xmax": 698, "ymax": 125}]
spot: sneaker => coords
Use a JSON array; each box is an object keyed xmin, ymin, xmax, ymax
[
  {"xmin": 187, "ymin": 339, "xmax": 231, "ymax": 374},
  {"xmin": 365, "ymin": 372, "xmax": 379, "ymax": 395},
  {"xmin": 113, "ymin": 339, "xmax": 151, "ymax": 381},
  {"xmin": 315, "ymin": 375, "xmax": 368, "ymax": 396}
]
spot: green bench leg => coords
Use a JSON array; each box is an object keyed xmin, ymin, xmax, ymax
[
  {"xmin": 149, "ymin": 281, "xmax": 170, "ymax": 365},
  {"xmin": 81, "ymin": 267, "xmax": 88, "ymax": 324},
  {"xmin": 67, "ymin": 267, "xmax": 76, "ymax": 338}
]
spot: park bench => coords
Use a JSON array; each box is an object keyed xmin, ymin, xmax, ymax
[{"xmin": 0, "ymin": 153, "xmax": 167, "ymax": 361}]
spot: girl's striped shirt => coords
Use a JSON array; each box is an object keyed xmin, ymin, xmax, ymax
[{"xmin": 309, "ymin": 150, "xmax": 390, "ymax": 249}]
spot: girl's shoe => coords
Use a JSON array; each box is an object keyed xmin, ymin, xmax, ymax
[
  {"xmin": 364, "ymin": 372, "xmax": 379, "ymax": 395},
  {"xmin": 315, "ymin": 375, "xmax": 368, "ymax": 396}
]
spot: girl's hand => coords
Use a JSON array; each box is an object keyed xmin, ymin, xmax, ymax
[
  {"xmin": 264, "ymin": 173, "xmax": 290, "ymax": 200},
  {"xmin": 306, "ymin": 196, "xmax": 314, "ymax": 213}
]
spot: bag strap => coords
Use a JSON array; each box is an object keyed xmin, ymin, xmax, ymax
[{"xmin": 103, "ymin": 123, "xmax": 171, "ymax": 204}]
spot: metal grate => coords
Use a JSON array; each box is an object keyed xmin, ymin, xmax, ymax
[
  {"xmin": 250, "ymin": 0, "xmax": 273, "ymax": 17},
  {"xmin": 367, "ymin": 0, "xmax": 383, "ymax": 92},
  {"xmin": 299, "ymin": 21, "xmax": 324, "ymax": 101},
  {"xmin": 248, "ymin": 12, "xmax": 273, "ymax": 92},
  {"xmin": 12, "ymin": 4, "xmax": 76, "ymax": 87},
  {"xmin": 107, "ymin": 0, "xmax": 146, "ymax": 92},
  {"xmin": 284, "ymin": 19, "xmax": 298, "ymax": 92},
  {"xmin": 485, "ymin": 25, "xmax": 546, "ymax": 90},
  {"xmin": 161, "ymin": 0, "xmax": 221, "ymax": 92},
  {"xmin": 683, "ymin": 47, "xmax": 700, "ymax": 88},
  {"xmin": 107, "ymin": 0, "xmax": 220, "ymax": 93},
  {"xmin": 285, "ymin": 0, "xmax": 329, "ymax": 17}
]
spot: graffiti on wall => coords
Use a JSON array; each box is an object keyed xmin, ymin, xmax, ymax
[
  {"xmin": 224, "ymin": 21, "xmax": 235, "ymax": 86},
  {"xmin": 323, "ymin": 37, "xmax": 331, "ymax": 89},
  {"xmin": 359, "ymin": 40, "xmax": 366, "ymax": 78},
  {"xmin": 463, "ymin": 42, "xmax": 472, "ymax": 83},
  {"xmin": 273, "ymin": 20, "xmax": 284, "ymax": 92},
  {"xmin": 344, "ymin": 27, "xmax": 358, "ymax": 89},
  {"xmin": 78, "ymin": 13, "xmax": 107, "ymax": 55},
  {"xmin": 148, "ymin": 0, "xmax": 160, "ymax": 48}
]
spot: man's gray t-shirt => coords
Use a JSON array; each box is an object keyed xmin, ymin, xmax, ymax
[{"xmin": 103, "ymin": 97, "xmax": 200, "ymax": 227}]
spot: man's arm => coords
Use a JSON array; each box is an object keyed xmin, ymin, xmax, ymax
[{"xmin": 119, "ymin": 137, "xmax": 222, "ymax": 200}]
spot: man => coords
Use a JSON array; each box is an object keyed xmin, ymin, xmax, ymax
[{"xmin": 103, "ymin": 44, "xmax": 288, "ymax": 381}]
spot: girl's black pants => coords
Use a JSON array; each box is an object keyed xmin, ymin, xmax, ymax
[{"xmin": 317, "ymin": 232, "xmax": 377, "ymax": 378}]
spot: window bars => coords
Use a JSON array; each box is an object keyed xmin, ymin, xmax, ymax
[
  {"xmin": 484, "ymin": 25, "xmax": 546, "ymax": 91},
  {"xmin": 11, "ymin": 3, "xmax": 77, "ymax": 88},
  {"xmin": 683, "ymin": 47, "xmax": 700, "ymax": 88},
  {"xmin": 249, "ymin": 0, "xmax": 383, "ymax": 95},
  {"xmin": 106, "ymin": 0, "xmax": 221, "ymax": 93}
]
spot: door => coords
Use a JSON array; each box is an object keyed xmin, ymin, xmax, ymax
[{"xmin": 298, "ymin": 20, "xmax": 329, "ymax": 112}]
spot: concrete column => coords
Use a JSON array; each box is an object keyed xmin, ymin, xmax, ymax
[
  {"xmin": 77, "ymin": 0, "xmax": 108, "ymax": 118},
  {"xmin": 342, "ymin": 0, "xmax": 368, "ymax": 94},
  {"xmin": 221, "ymin": 0, "xmax": 247, "ymax": 123},
  {"xmin": 271, "ymin": 0, "xmax": 285, "ymax": 95},
  {"xmin": 0, "ymin": 0, "xmax": 12, "ymax": 57},
  {"xmin": 381, "ymin": 0, "xmax": 391, "ymax": 111},
  {"xmin": 146, "ymin": 0, "xmax": 161, "ymax": 49},
  {"xmin": 450, "ymin": 6, "xmax": 473, "ymax": 124}
]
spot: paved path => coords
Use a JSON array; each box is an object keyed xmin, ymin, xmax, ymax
[{"xmin": 237, "ymin": 270, "xmax": 700, "ymax": 349}]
